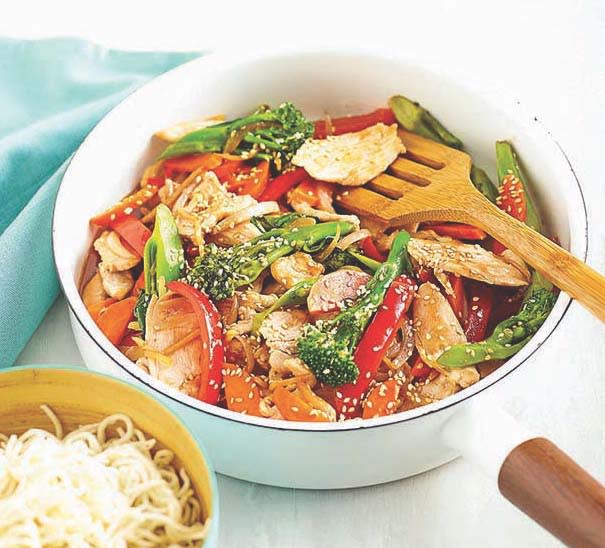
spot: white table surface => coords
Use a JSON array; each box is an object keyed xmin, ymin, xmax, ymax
[{"xmin": 7, "ymin": 0, "xmax": 605, "ymax": 545}]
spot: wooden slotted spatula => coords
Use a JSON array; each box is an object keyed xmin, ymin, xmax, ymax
[{"xmin": 336, "ymin": 128, "xmax": 605, "ymax": 322}]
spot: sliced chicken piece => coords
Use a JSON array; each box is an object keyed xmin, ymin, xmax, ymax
[
  {"xmin": 259, "ymin": 309, "xmax": 307, "ymax": 354},
  {"xmin": 270, "ymin": 252, "xmax": 324, "ymax": 289},
  {"xmin": 500, "ymin": 249, "xmax": 531, "ymax": 280},
  {"xmin": 268, "ymin": 350, "xmax": 315, "ymax": 383},
  {"xmin": 82, "ymin": 272, "xmax": 109, "ymax": 309},
  {"xmin": 417, "ymin": 374, "xmax": 458, "ymax": 402},
  {"xmin": 292, "ymin": 123, "xmax": 404, "ymax": 186},
  {"xmin": 93, "ymin": 231, "xmax": 140, "ymax": 272},
  {"xmin": 142, "ymin": 293, "xmax": 201, "ymax": 397},
  {"xmin": 212, "ymin": 201, "xmax": 279, "ymax": 234},
  {"xmin": 225, "ymin": 319, "xmax": 253, "ymax": 338},
  {"xmin": 307, "ymin": 270, "xmax": 371, "ymax": 319},
  {"xmin": 237, "ymin": 290, "xmax": 278, "ymax": 321},
  {"xmin": 173, "ymin": 171, "xmax": 258, "ymax": 246},
  {"xmin": 154, "ymin": 114, "xmax": 225, "ymax": 143},
  {"xmin": 259, "ymin": 395, "xmax": 284, "ymax": 420},
  {"xmin": 211, "ymin": 222, "xmax": 262, "ymax": 246},
  {"xmin": 408, "ymin": 237, "xmax": 530, "ymax": 287},
  {"xmin": 98, "ymin": 262, "xmax": 134, "ymax": 300},
  {"xmin": 413, "ymin": 282, "xmax": 480, "ymax": 400}
]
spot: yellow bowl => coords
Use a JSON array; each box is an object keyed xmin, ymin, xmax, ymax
[{"xmin": 0, "ymin": 366, "xmax": 219, "ymax": 547}]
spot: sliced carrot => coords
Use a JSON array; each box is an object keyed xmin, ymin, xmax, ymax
[
  {"xmin": 96, "ymin": 296, "xmax": 137, "ymax": 345},
  {"xmin": 273, "ymin": 385, "xmax": 331, "ymax": 422},
  {"xmin": 212, "ymin": 158, "xmax": 245, "ymax": 182},
  {"xmin": 223, "ymin": 160, "xmax": 270, "ymax": 199},
  {"xmin": 223, "ymin": 363, "xmax": 262, "ymax": 417},
  {"xmin": 90, "ymin": 184, "xmax": 160, "ymax": 228},
  {"xmin": 288, "ymin": 178, "xmax": 334, "ymax": 208},
  {"xmin": 163, "ymin": 153, "xmax": 223, "ymax": 179},
  {"xmin": 87, "ymin": 298, "xmax": 116, "ymax": 323},
  {"xmin": 362, "ymin": 379, "xmax": 401, "ymax": 419}
]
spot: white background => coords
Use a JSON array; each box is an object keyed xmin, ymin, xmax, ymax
[{"xmin": 6, "ymin": 0, "xmax": 605, "ymax": 546}]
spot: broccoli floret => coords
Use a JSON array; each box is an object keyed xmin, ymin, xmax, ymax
[
  {"xmin": 159, "ymin": 102, "xmax": 314, "ymax": 171},
  {"xmin": 298, "ymin": 231, "xmax": 412, "ymax": 386},
  {"xmin": 186, "ymin": 220, "xmax": 355, "ymax": 301}
]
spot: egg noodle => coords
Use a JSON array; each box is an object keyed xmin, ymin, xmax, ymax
[{"xmin": 0, "ymin": 405, "xmax": 209, "ymax": 547}]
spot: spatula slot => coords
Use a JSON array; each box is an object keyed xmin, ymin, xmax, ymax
[
  {"xmin": 367, "ymin": 173, "xmax": 419, "ymax": 198},
  {"xmin": 403, "ymin": 150, "xmax": 446, "ymax": 170},
  {"xmin": 390, "ymin": 157, "xmax": 438, "ymax": 186}
]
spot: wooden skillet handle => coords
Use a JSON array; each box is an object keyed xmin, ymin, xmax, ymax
[
  {"xmin": 468, "ymin": 193, "xmax": 605, "ymax": 322},
  {"xmin": 499, "ymin": 438, "xmax": 605, "ymax": 547}
]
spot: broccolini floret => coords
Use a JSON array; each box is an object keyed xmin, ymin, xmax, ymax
[
  {"xmin": 323, "ymin": 247, "xmax": 381, "ymax": 273},
  {"xmin": 159, "ymin": 102, "xmax": 314, "ymax": 171},
  {"xmin": 298, "ymin": 231, "xmax": 412, "ymax": 386},
  {"xmin": 186, "ymin": 220, "xmax": 355, "ymax": 301}
]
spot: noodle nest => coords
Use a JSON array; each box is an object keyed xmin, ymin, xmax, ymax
[{"xmin": 0, "ymin": 406, "xmax": 209, "ymax": 547}]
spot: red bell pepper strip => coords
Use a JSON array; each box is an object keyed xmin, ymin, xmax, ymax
[
  {"xmin": 426, "ymin": 222, "xmax": 487, "ymax": 241},
  {"xmin": 334, "ymin": 275, "xmax": 416, "ymax": 419},
  {"xmin": 95, "ymin": 296, "xmax": 137, "ymax": 345},
  {"xmin": 492, "ymin": 173, "xmax": 528, "ymax": 254},
  {"xmin": 223, "ymin": 160, "xmax": 270, "ymax": 199},
  {"xmin": 166, "ymin": 281, "xmax": 224, "ymax": 404},
  {"xmin": 464, "ymin": 281, "xmax": 494, "ymax": 342},
  {"xmin": 314, "ymin": 108, "xmax": 396, "ymax": 139},
  {"xmin": 446, "ymin": 273, "xmax": 467, "ymax": 325},
  {"xmin": 163, "ymin": 153, "xmax": 223, "ymax": 179},
  {"xmin": 360, "ymin": 237, "xmax": 387, "ymax": 262},
  {"xmin": 416, "ymin": 267, "xmax": 437, "ymax": 285},
  {"xmin": 410, "ymin": 354, "xmax": 432, "ymax": 382},
  {"xmin": 90, "ymin": 183, "xmax": 161, "ymax": 228},
  {"xmin": 258, "ymin": 167, "xmax": 308, "ymax": 202},
  {"xmin": 496, "ymin": 173, "xmax": 527, "ymax": 222},
  {"xmin": 111, "ymin": 216, "xmax": 151, "ymax": 256}
]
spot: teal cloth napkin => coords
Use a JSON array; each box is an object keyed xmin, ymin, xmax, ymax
[{"xmin": 0, "ymin": 38, "xmax": 199, "ymax": 366}]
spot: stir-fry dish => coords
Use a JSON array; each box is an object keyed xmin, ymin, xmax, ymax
[{"xmin": 81, "ymin": 95, "xmax": 557, "ymax": 422}]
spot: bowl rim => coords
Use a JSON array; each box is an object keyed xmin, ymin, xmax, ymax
[
  {"xmin": 0, "ymin": 364, "xmax": 220, "ymax": 544},
  {"xmin": 53, "ymin": 48, "xmax": 588, "ymax": 433}
]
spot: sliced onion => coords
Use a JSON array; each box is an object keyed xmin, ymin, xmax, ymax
[
  {"xmin": 213, "ymin": 201, "xmax": 279, "ymax": 233},
  {"xmin": 336, "ymin": 229, "xmax": 371, "ymax": 250},
  {"xmin": 314, "ymin": 223, "xmax": 341, "ymax": 262},
  {"xmin": 292, "ymin": 203, "xmax": 360, "ymax": 227},
  {"xmin": 234, "ymin": 335, "xmax": 256, "ymax": 373}
]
